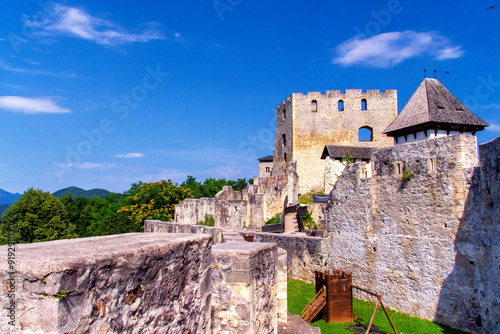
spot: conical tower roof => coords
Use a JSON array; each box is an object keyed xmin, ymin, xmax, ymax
[{"xmin": 383, "ymin": 78, "xmax": 488, "ymax": 137}]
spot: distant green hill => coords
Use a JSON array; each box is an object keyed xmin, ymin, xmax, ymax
[
  {"xmin": 52, "ymin": 186, "xmax": 121, "ymax": 199},
  {"xmin": 0, "ymin": 204, "xmax": 11, "ymax": 218}
]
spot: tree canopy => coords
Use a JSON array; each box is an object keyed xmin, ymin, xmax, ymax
[
  {"xmin": 0, "ymin": 188, "xmax": 77, "ymax": 244},
  {"xmin": 0, "ymin": 175, "xmax": 252, "ymax": 244}
]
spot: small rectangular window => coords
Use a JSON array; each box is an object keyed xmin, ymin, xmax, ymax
[
  {"xmin": 265, "ymin": 167, "xmax": 270, "ymax": 173},
  {"xmin": 394, "ymin": 161, "xmax": 403, "ymax": 175},
  {"xmin": 428, "ymin": 158, "xmax": 437, "ymax": 171}
]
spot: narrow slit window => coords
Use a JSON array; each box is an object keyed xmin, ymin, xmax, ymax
[
  {"xmin": 284, "ymin": 153, "xmax": 287, "ymax": 162},
  {"xmin": 429, "ymin": 158, "xmax": 437, "ymax": 171},
  {"xmin": 395, "ymin": 161, "xmax": 403, "ymax": 175},
  {"xmin": 361, "ymin": 99, "xmax": 367, "ymax": 111},
  {"xmin": 283, "ymin": 108, "xmax": 286, "ymax": 119},
  {"xmin": 282, "ymin": 133, "xmax": 287, "ymax": 146}
]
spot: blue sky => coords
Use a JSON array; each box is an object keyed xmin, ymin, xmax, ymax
[{"xmin": 1, "ymin": 0, "xmax": 499, "ymax": 194}]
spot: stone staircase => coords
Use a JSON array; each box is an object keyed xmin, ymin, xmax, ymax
[{"xmin": 284, "ymin": 212, "xmax": 299, "ymax": 233}]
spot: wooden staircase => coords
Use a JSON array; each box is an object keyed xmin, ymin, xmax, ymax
[{"xmin": 300, "ymin": 287, "xmax": 327, "ymax": 323}]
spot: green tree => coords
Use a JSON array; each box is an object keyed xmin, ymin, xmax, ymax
[
  {"xmin": 119, "ymin": 180, "xmax": 193, "ymax": 229},
  {"xmin": 0, "ymin": 189, "xmax": 77, "ymax": 244},
  {"xmin": 180, "ymin": 175, "xmax": 250, "ymax": 199}
]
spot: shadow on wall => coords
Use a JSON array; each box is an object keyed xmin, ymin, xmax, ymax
[{"xmin": 435, "ymin": 138, "xmax": 500, "ymax": 334}]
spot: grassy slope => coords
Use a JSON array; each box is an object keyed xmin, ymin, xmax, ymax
[{"xmin": 288, "ymin": 279, "xmax": 468, "ymax": 334}]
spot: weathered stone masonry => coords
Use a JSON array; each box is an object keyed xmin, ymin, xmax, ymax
[
  {"xmin": 0, "ymin": 234, "xmax": 213, "ymax": 334},
  {"xmin": 0, "ymin": 232, "xmax": 285, "ymax": 334},
  {"xmin": 324, "ymin": 134, "xmax": 499, "ymax": 334},
  {"xmin": 273, "ymin": 89, "xmax": 397, "ymax": 193}
]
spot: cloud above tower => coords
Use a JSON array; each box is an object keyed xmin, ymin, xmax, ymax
[{"xmin": 332, "ymin": 31, "xmax": 464, "ymax": 68}]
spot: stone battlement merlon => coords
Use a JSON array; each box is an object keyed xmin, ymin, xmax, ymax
[{"xmin": 285, "ymin": 89, "xmax": 397, "ymax": 100}]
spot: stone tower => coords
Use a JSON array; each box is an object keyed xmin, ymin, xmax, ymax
[{"xmin": 273, "ymin": 89, "xmax": 397, "ymax": 194}]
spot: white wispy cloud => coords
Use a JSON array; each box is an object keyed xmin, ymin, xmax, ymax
[
  {"xmin": 59, "ymin": 162, "xmax": 116, "ymax": 170},
  {"xmin": 0, "ymin": 96, "xmax": 70, "ymax": 114},
  {"xmin": 23, "ymin": 4, "xmax": 170, "ymax": 46},
  {"xmin": 0, "ymin": 60, "xmax": 78, "ymax": 78},
  {"xmin": 24, "ymin": 59, "xmax": 41, "ymax": 65},
  {"xmin": 486, "ymin": 123, "xmax": 500, "ymax": 133},
  {"xmin": 114, "ymin": 152, "xmax": 144, "ymax": 158},
  {"xmin": 333, "ymin": 31, "xmax": 464, "ymax": 68}
]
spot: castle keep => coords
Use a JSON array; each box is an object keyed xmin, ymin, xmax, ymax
[{"xmin": 273, "ymin": 89, "xmax": 397, "ymax": 193}]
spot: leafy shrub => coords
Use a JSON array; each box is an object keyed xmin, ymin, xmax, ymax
[
  {"xmin": 302, "ymin": 211, "xmax": 318, "ymax": 230},
  {"xmin": 402, "ymin": 168, "xmax": 412, "ymax": 182},
  {"xmin": 196, "ymin": 214, "xmax": 215, "ymax": 226},
  {"xmin": 264, "ymin": 214, "xmax": 281, "ymax": 225}
]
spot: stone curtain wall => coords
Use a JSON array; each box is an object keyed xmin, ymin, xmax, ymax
[
  {"xmin": 175, "ymin": 197, "xmax": 216, "ymax": 225},
  {"xmin": 211, "ymin": 242, "xmax": 278, "ymax": 333},
  {"xmin": 435, "ymin": 136, "xmax": 500, "ymax": 333},
  {"xmin": 174, "ymin": 186, "xmax": 247, "ymax": 230},
  {"xmin": 255, "ymin": 233, "xmax": 329, "ymax": 284},
  {"xmin": 324, "ymin": 134, "xmax": 491, "ymax": 332},
  {"xmin": 0, "ymin": 233, "xmax": 213, "ymax": 334},
  {"xmin": 324, "ymin": 157, "xmax": 347, "ymax": 194},
  {"xmin": 144, "ymin": 219, "xmax": 225, "ymax": 243},
  {"xmin": 274, "ymin": 89, "xmax": 397, "ymax": 194},
  {"xmin": 174, "ymin": 174, "xmax": 297, "ymax": 228},
  {"xmin": 243, "ymin": 175, "xmax": 290, "ymax": 225}
]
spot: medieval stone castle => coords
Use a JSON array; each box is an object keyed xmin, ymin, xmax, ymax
[{"xmin": 1, "ymin": 78, "xmax": 498, "ymax": 334}]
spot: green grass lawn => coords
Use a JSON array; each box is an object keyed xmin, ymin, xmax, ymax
[{"xmin": 287, "ymin": 279, "xmax": 468, "ymax": 334}]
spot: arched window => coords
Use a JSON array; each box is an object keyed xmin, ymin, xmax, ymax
[
  {"xmin": 338, "ymin": 100, "xmax": 344, "ymax": 111},
  {"xmin": 283, "ymin": 108, "xmax": 286, "ymax": 119},
  {"xmin": 282, "ymin": 133, "xmax": 287, "ymax": 146},
  {"xmin": 358, "ymin": 126, "xmax": 373, "ymax": 141},
  {"xmin": 361, "ymin": 99, "xmax": 367, "ymax": 111},
  {"xmin": 311, "ymin": 100, "xmax": 318, "ymax": 112}
]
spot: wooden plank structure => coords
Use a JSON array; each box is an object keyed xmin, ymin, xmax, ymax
[
  {"xmin": 300, "ymin": 287, "xmax": 327, "ymax": 323},
  {"xmin": 316, "ymin": 269, "xmax": 354, "ymax": 323},
  {"xmin": 301, "ymin": 269, "xmax": 398, "ymax": 334}
]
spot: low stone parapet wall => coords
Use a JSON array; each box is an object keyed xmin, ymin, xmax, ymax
[
  {"xmin": 145, "ymin": 219, "xmax": 224, "ymax": 243},
  {"xmin": 211, "ymin": 241, "xmax": 278, "ymax": 333},
  {"xmin": 254, "ymin": 233, "xmax": 329, "ymax": 284},
  {"xmin": 0, "ymin": 233, "xmax": 213, "ymax": 334}
]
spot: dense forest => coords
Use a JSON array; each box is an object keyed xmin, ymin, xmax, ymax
[{"xmin": 0, "ymin": 176, "xmax": 251, "ymax": 245}]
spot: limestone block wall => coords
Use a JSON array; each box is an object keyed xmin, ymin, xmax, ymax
[
  {"xmin": 434, "ymin": 136, "xmax": 500, "ymax": 334},
  {"xmin": 243, "ymin": 175, "xmax": 289, "ymax": 225},
  {"xmin": 273, "ymin": 89, "xmax": 397, "ymax": 193},
  {"xmin": 211, "ymin": 241, "xmax": 278, "ymax": 334},
  {"xmin": 175, "ymin": 197, "xmax": 216, "ymax": 225},
  {"xmin": 306, "ymin": 203, "xmax": 327, "ymax": 230},
  {"xmin": 254, "ymin": 233, "xmax": 329, "ymax": 283},
  {"xmin": 324, "ymin": 157, "xmax": 347, "ymax": 194},
  {"xmin": 174, "ymin": 187, "xmax": 247, "ymax": 229},
  {"xmin": 0, "ymin": 233, "xmax": 213, "ymax": 334},
  {"xmin": 144, "ymin": 219, "xmax": 225, "ymax": 243},
  {"xmin": 324, "ymin": 134, "xmax": 489, "ymax": 332}
]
